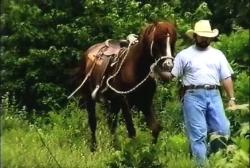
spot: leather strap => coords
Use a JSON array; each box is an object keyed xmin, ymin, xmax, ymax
[{"xmin": 184, "ymin": 85, "xmax": 219, "ymax": 90}]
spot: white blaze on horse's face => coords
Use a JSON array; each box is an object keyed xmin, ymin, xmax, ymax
[{"xmin": 162, "ymin": 33, "xmax": 174, "ymax": 70}]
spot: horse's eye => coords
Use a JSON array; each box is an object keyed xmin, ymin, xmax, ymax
[{"xmin": 160, "ymin": 41, "xmax": 166, "ymax": 48}]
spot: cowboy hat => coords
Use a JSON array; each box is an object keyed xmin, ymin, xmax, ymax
[{"xmin": 186, "ymin": 20, "xmax": 219, "ymax": 39}]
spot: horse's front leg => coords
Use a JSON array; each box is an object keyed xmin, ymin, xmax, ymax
[
  {"xmin": 141, "ymin": 104, "xmax": 162, "ymax": 143},
  {"xmin": 121, "ymin": 99, "xmax": 136, "ymax": 138}
]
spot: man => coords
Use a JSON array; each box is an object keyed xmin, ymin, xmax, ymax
[{"xmin": 155, "ymin": 20, "xmax": 236, "ymax": 165}]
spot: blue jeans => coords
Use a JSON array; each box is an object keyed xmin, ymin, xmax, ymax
[{"xmin": 183, "ymin": 89, "xmax": 230, "ymax": 165}]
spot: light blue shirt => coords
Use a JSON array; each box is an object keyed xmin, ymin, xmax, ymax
[{"xmin": 171, "ymin": 45, "xmax": 233, "ymax": 86}]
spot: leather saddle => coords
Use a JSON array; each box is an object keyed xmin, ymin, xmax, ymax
[
  {"xmin": 87, "ymin": 39, "xmax": 128, "ymax": 99},
  {"xmin": 103, "ymin": 39, "xmax": 128, "ymax": 56}
]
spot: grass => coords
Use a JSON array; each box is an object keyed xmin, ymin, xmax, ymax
[{"xmin": 1, "ymin": 100, "xmax": 249, "ymax": 168}]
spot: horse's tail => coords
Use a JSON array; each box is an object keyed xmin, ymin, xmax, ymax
[{"xmin": 66, "ymin": 52, "xmax": 88, "ymax": 96}]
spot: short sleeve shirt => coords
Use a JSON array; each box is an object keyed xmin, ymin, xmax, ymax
[{"xmin": 171, "ymin": 45, "xmax": 233, "ymax": 86}]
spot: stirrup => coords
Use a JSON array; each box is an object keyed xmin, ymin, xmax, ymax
[{"xmin": 91, "ymin": 85, "xmax": 100, "ymax": 100}]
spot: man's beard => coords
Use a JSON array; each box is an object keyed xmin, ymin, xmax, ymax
[{"xmin": 196, "ymin": 41, "xmax": 210, "ymax": 49}]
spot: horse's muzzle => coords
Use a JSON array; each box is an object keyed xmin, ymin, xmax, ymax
[{"xmin": 162, "ymin": 58, "xmax": 173, "ymax": 71}]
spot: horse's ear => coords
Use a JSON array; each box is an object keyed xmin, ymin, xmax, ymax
[
  {"xmin": 152, "ymin": 20, "xmax": 158, "ymax": 26},
  {"xmin": 167, "ymin": 16, "xmax": 177, "ymax": 28}
]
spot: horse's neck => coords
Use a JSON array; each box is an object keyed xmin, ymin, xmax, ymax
[{"xmin": 126, "ymin": 44, "xmax": 153, "ymax": 78}]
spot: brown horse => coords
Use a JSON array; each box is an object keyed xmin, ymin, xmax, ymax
[{"xmin": 70, "ymin": 21, "xmax": 177, "ymax": 151}]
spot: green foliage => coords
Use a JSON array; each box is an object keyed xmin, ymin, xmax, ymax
[
  {"xmin": 234, "ymin": 71, "xmax": 250, "ymax": 103},
  {"xmin": 1, "ymin": 99, "xmax": 192, "ymax": 167},
  {"xmin": 224, "ymin": 101, "xmax": 250, "ymax": 168},
  {"xmin": 1, "ymin": 1, "xmax": 83, "ymax": 111},
  {"xmin": 107, "ymin": 139, "xmax": 162, "ymax": 168},
  {"xmin": 226, "ymin": 102, "xmax": 249, "ymax": 137},
  {"xmin": 213, "ymin": 29, "xmax": 249, "ymax": 69},
  {"xmin": 209, "ymin": 148, "xmax": 249, "ymax": 168},
  {"xmin": 209, "ymin": 112, "xmax": 249, "ymax": 168},
  {"xmin": 178, "ymin": 0, "xmax": 250, "ymax": 33},
  {"xmin": 2, "ymin": 92, "xmax": 249, "ymax": 167}
]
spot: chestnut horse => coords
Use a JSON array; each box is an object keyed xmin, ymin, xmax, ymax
[{"xmin": 70, "ymin": 21, "xmax": 176, "ymax": 151}]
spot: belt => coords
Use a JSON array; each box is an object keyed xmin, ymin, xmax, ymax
[{"xmin": 184, "ymin": 85, "xmax": 219, "ymax": 90}]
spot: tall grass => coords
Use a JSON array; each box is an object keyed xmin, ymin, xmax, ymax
[{"xmin": 1, "ymin": 94, "xmax": 249, "ymax": 168}]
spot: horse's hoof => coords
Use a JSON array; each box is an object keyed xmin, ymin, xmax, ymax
[
  {"xmin": 152, "ymin": 139, "xmax": 157, "ymax": 144},
  {"xmin": 90, "ymin": 143, "xmax": 97, "ymax": 152},
  {"xmin": 128, "ymin": 132, "xmax": 136, "ymax": 138}
]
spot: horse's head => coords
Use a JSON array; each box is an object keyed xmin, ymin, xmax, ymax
[{"xmin": 140, "ymin": 21, "xmax": 177, "ymax": 71}]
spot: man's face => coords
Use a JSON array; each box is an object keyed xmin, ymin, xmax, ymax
[{"xmin": 194, "ymin": 34, "xmax": 212, "ymax": 49}]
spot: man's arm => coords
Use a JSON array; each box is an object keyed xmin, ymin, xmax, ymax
[{"xmin": 221, "ymin": 77, "xmax": 236, "ymax": 107}]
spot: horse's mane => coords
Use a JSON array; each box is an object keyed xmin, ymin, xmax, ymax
[
  {"xmin": 139, "ymin": 21, "xmax": 176, "ymax": 40},
  {"xmin": 139, "ymin": 23, "xmax": 156, "ymax": 43}
]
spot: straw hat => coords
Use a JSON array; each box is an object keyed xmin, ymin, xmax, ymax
[{"xmin": 186, "ymin": 20, "xmax": 219, "ymax": 39}]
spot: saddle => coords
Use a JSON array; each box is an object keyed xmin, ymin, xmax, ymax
[
  {"xmin": 103, "ymin": 39, "xmax": 129, "ymax": 55},
  {"xmin": 87, "ymin": 39, "xmax": 129, "ymax": 99},
  {"xmin": 87, "ymin": 35, "xmax": 139, "ymax": 99},
  {"xmin": 87, "ymin": 39, "xmax": 128, "ymax": 65}
]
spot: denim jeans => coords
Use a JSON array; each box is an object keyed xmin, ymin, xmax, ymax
[{"xmin": 182, "ymin": 88, "xmax": 230, "ymax": 165}]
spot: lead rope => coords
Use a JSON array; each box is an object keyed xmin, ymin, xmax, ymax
[
  {"xmin": 106, "ymin": 27, "xmax": 158, "ymax": 94},
  {"xmin": 106, "ymin": 54, "xmax": 168, "ymax": 94},
  {"xmin": 35, "ymin": 127, "xmax": 63, "ymax": 168}
]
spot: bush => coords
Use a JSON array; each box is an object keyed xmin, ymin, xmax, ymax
[
  {"xmin": 213, "ymin": 29, "xmax": 249, "ymax": 70},
  {"xmin": 234, "ymin": 71, "xmax": 250, "ymax": 103}
]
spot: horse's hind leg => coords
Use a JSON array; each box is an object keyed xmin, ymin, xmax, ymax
[
  {"xmin": 141, "ymin": 105, "xmax": 162, "ymax": 144},
  {"xmin": 121, "ymin": 99, "xmax": 136, "ymax": 138},
  {"xmin": 106, "ymin": 100, "xmax": 120, "ymax": 134},
  {"xmin": 85, "ymin": 95, "xmax": 97, "ymax": 151},
  {"xmin": 105, "ymin": 100, "xmax": 121, "ymax": 148}
]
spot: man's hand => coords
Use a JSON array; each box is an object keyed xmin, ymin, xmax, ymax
[
  {"xmin": 227, "ymin": 97, "xmax": 237, "ymax": 111},
  {"xmin": 228, "ymin": 99, "xmax": 236, "ymax": 109}
]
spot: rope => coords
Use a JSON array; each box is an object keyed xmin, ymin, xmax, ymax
[
  {"xmin": 35, "ymin": 126, "xmax": 63, "ymax": 168},
  {"xmin": 67, "ymin": 43, "xmax": 128, "ymax": 99},
  {"xmin": 106, "ymin": 52, "xmax": 168, "ymax": 94},
  {"xmin": 68, "ymin": 31, "xmax": 174, "ymax": 97}
]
